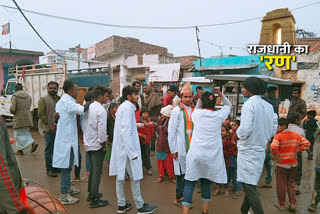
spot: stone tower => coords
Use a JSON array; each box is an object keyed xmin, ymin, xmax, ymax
[{"xmin": 259, "ymin": 8, "xmax": 296, "ymax": 45}]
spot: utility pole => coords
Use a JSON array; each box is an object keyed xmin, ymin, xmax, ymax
[{"xmin": 195, "ymin": 26, "xmax": 202, "ymax": 67}]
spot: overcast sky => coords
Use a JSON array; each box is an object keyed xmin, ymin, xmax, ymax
[{"xmin": 0, "ymin": 0, "xmax": 319, "ymax": 58}]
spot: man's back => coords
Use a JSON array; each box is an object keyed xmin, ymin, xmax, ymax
[{"xmin": 237, "ymin": 96, "xmax": 277, "ymax": 151}]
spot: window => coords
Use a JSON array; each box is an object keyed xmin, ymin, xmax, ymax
[{"xmin": 6, "ymin": 82, "xmax": 17, "ymax": 95}]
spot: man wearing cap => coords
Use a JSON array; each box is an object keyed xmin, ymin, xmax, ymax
[
  {"xmin": 236, "ymin": 77, "xmax": 278, "ymax": 214},
  {"xmin": 168, "ymin": 84, "xmax": 194, "ymax": 206}
]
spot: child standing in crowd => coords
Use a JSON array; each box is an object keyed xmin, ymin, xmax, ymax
[
  {"xmin": 271, "ymin": 118, "xmax": 310, "ymax": 212},
  {"xmin": 308, "ymin": 127, "xmax": 320, "ymax": 212},
  {"xmin": 221, "ymin": 125, "xmax": 234, "ymax": 198},
  {"xmin": 304, "ymin": 110, "xmax": 318, "ymax": 160},
  {"xmin": 138, "ymin": 107, "xmax": 155, "ymax": 175},
  {"xmin": 156, "ymin": 105, "xmax": 176, "ymax": 183},
  {"xmin": 230, "ymin": 120, "xmax": 242, "ymax": 199},
  {"xmin": 105, "ymin": 103, "xmax": 119, "ymax": 170}
]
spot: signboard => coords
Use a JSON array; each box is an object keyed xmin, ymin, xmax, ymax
[
  {"xmin": 87, "ymin": 45, "xmax": 96, "ymax": 59},
  {"xmin": 149, "ymin": 63, "xmax": 180, "ymax": 82}
]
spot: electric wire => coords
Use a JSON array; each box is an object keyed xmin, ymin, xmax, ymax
[
  {"xmin": 10, "ymin": 0, "xmax": 63, "ymax": 57},
  {"xmin": 1, "ymin": 1, "xmax": 319, "ymax": 30}
]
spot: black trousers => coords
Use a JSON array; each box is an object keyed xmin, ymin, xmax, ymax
[
  {"xmin": 88, "ymin": 148, "xmax": 106, "ymax": 200},
  {"xmin": 141, "ymin": 144, "xmax": 151, "ymax": 170},
  {"xmin": 176, "ymin": 174, "xmax": 185, "ymax": 200},
  {"xmin": 241, "ymin": 183, "xmax": 264, "ymax": 214},
  {"xmin": 295, "ymin": 151, "xmax": 302, "ymax": 185}
]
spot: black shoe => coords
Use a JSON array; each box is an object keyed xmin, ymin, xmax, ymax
[
  {"xmin": 137, "ymin": 203, "xmax": 157, "ymax": 214},
  {"xmin": 87, "ymin": 192, "xmax": 103, "ymax": 201},
  {"xmin": 47, "ymin": 170, "xmax": 57, "ymax": 177},
  {"xmin": 117, "ymin": 201, "xmax": 133, "ymax": 213},
  {"xmin": 89, "ymin": 199, "xmax": 109, "ymax": 208}
]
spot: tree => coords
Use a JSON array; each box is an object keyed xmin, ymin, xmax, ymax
[{"xmin": 296, "ymin": 28, "xmax": 317, "ymax": 38}]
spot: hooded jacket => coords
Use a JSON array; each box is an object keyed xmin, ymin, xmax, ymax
[{"xmin": 10, "ymin": 90, "xmax": 33, "ymax": 129}]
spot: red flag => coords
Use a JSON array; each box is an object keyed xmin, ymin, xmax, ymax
[{"xmin": 1, "ymin": 23, "xmax": 10, "ymax": 35}]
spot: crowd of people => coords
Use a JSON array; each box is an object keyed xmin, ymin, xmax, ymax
[{"xmin": 1, "ymin": 76, "xmax": 320, "ymax": 214}]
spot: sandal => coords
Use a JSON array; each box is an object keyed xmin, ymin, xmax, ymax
[
  {"xmin": 31, "ymin": 143, "xmax": 38, "ymax": 153},
  {"xmin": 156, "ymin": 177, "xmax": 163, "ymax": 183},
  {"xmin": 212, "ymin": 189, "xmax": 219, "ymax": 196},
  {"xmin": 273, "ymin": 203, "xmax": 286, "ymax": 211},
  {"xmin": 224, "ymin": 192, "xmax": 230, "ymax": 198},
  {"xmin": 173, "ymin": 198, "xmax": 182, "ymax": 207},
  {"xmin": 170, "ymin": 178, "xmax": 176, "ymax": 184},
  {"xmin": 15, "ymin": 150, "xmax": 24, "ymax": 155},
  {"xmin": 289, "ymin": 204, "xmax": 296, "ymax": 212}
]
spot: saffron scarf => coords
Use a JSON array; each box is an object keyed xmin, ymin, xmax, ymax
[{"xmin": 182, "ymin": 105, "xmax": 194, "ymax": 152}]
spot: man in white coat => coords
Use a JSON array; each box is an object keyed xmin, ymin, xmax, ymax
[
  {"xmin": 53, "ymin": 80, "xmax": 84, "ymax": 205},
  {"xmin": 236, "ymin": 77, "xmax": 278, "ymax": 214},
  {"xmin": 109, "ymin": 85, "xmax": 157, "ymax": 214},
  {"xmin": 168, "ymin": 84, "xmax": 194, "ymax": 206}
]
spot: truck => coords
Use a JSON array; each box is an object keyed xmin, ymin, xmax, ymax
[{"xmin": 0, "ymin": 62, "xmax": 111, "ymax": 130}]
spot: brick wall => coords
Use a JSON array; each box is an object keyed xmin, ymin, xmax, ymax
[
  {"xmin": 83, "ymin": 35, "xmax": 169, "ymax": 60},
  {"xmin": 178, "ymin": 56, "xmax": 199, "ymax": 67}
]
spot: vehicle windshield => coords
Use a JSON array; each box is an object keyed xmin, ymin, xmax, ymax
[{"xmin": 6, "ymin": 82, "xmax": 17, "ymax": 95}]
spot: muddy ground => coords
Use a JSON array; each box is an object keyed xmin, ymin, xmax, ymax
[{"xmin": 9, "ymin": 129, "xmax": 319, "ymax": 214}]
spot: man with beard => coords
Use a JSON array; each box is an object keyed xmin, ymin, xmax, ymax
[{"xmin": 38, "ymin": 81, "xmax": 60, "ymax": 177}]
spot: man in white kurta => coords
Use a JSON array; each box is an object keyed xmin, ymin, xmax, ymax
[
  {"xmin": 53, "ymin": 80, "xmax": 84, "ymax": 205},
  {"xmin": 109, "ymin": 86, "xmax": 157, "ymax": 214},
  {"xmin": 168, "ymin": 84, "xmax": 194, "ymax": 205},
  {"xmin": 236, "ymin": 77, "xmax": 278, "ymax": 214}
]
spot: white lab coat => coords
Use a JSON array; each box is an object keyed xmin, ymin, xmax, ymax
[
  {"xmin": 53, "ymin": 94, "xmax": 84, "ymax": 168},
  {"xmin": 185, "ymin": 96, "xmax": 232, "ymax": 182},
  {"xmin": 168, "ymin": 105, "xmax": 192, "ymax": 176},
  {"xmin": 109, "ymin": 101, "xmax": 143, "ymax": 181},
  {"xmin": 236, "ymin": 95, "xmax": 278, "ymax": 185}
]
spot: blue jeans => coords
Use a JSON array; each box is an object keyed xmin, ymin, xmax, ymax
[
  {"xmin": 116, "ymin": 159, "xmax": 144, "ymax": 209},
  {"xmin": 182, "ymin": 178, "xmax": 211, "ymax": 207},
  {"xmin": 60, "ymin": 149, "xmax": 74, "ymax": 194},
  {"xmin": 264, "ymin": 153, "xmax": 273, "ymax": 184},
  {"xmin": 44, "ymin": 132, "xmax": 55, "ymax": 171}
]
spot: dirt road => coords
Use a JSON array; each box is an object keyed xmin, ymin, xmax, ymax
[{"xmin": 10, "ymin": 129, "xmax": 318, "ymax": 214}]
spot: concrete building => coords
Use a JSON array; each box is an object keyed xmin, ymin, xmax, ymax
[
  {"xmin": 40, "ymin": 49, "xmax": 88, "ymax": 70},
  {"xmin": 83, "ymin": 35, "xmax": 198, "ymax": 97},
  {"xmin": 0, "ymin": 48, "xmax": 43, "ymax": 91}
]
